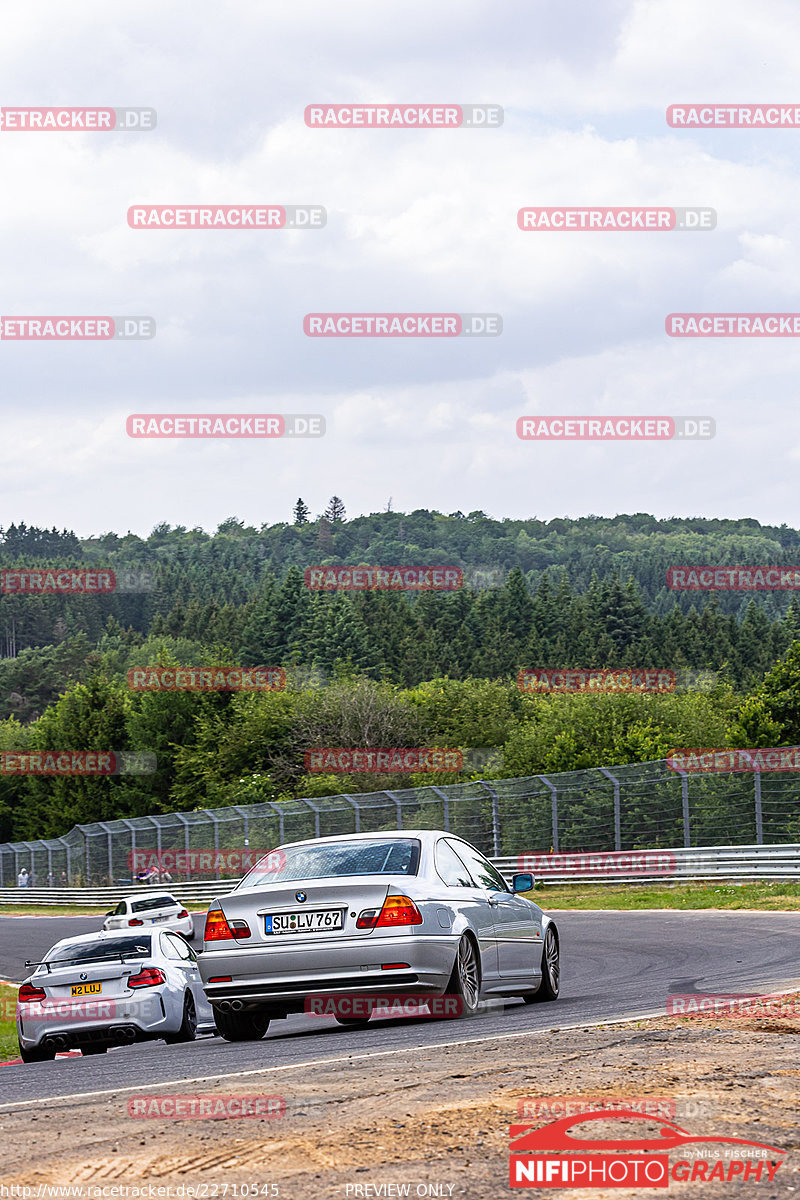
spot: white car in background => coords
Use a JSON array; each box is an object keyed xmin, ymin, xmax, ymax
[
  {"xmin": 102, "ymin": 893, "xmax": 195, "ymax": 939},
  {"xmin": 17, "ymin": 929, "xmax": 215, "ymax": 1062}
]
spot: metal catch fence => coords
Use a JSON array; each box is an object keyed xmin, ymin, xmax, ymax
[{"xmin": 1, "ymin": 758, "xmax": 797, "ymax": 887}]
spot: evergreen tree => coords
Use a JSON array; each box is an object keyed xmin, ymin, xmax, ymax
[
  {"xmin": 323, "ymin": 496, "xmax": 347, "ymax": 523},
  {"xmin": 293, "ymin": 498, "xmax": 310, "ymax": 525}
]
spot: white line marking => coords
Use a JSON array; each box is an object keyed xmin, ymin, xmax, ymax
[{"xmin": 0, "ymin": 1009, "xmax": 666, "ymax": 1111}]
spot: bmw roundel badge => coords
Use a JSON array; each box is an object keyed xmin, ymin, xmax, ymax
[{"xmin": 296, "ymin": 891, "xmax": 307, "ymax": 903}]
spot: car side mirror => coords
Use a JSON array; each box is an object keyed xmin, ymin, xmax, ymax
[
  {"xmin": 512, "ymin": 873, "xmax": 534, "ymax": 893},
  {"xmin": 105, "ymin": 911, "xmax": 114, "ymax": 917}
]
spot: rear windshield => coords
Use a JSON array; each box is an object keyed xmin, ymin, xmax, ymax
[
  {"xmin": 239, "ymin": 839, "xmax": 421, "ymax": 888},
  {"xmin": 131, "ymin": 895, "xmax": 176, "ymax": 913},
  {"xmin": 45, "ymin": 937, "xmax": 152, "ymax": 964}
]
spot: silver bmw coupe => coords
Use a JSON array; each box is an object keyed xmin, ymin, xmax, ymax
[{"xmin": 199, "ymin": 830, "xmax": 559, "ymax": 1040}]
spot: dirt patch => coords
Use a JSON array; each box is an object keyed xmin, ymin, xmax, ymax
[{"xmin": 1, "ymin": 1018, "xmax": 798, "ymax": 1198}]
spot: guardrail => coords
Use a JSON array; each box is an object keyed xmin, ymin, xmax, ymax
[
  {"xmin": 2, "ymin": 844, "xmax": 800, "ymax": 905},
  {"xmin": 499, "ymin": 843, "xmax": 800, "ymax": 883}
]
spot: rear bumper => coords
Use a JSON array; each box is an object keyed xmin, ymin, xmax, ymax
[
  {"xmin": 16, "ymin": 991, "xmax": 167, "ymax": 1050},
  {"xmin": 200, "ymin": 933, "xmax": 457, "ymax": 1010}
]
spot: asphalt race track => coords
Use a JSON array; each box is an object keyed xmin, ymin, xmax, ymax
[{"xmin": 1, "ymin": 910, "xmax": 799, "ymax": 1107}]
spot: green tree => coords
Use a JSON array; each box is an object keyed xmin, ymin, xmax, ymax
[{"xmin": 293, "ymin": 498, "xmax": 310, "ymax": 525}]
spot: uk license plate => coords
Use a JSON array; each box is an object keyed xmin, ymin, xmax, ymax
[
  {"xmin": 71, "ymin": 982, "xmax": 102, "ymax": 997},
  {"xmin": 264, "ymin": 909, "xmax": 344, "ymax": 935}
]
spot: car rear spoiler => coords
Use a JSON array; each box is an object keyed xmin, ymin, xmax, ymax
[{"xmin": 25, "ymin": 950, "xmax": 150, "ymax": 973}]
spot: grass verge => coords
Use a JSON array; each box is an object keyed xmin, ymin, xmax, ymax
[
  {"xmin": 3, "ymin": 886, "xmax": 800, "ymax": 916},
  {"xmin": 530, "ymin": 881, "xmax": 800, "ymax": 910},
  {"xmin": 0, "ymin": 981, "xmax": 19, "ymax": 1062}
]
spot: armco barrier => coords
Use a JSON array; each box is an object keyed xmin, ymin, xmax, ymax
[{"xmin": 3, "ymin": 843, "xmax": 800, "ymax": 905}]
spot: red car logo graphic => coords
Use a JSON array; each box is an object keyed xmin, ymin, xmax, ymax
[{"xmin": 510, "ymin": 1111, "xmax": 785, "ymax": 1155}]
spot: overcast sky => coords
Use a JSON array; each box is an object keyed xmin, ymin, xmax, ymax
[{"xmin": 1, "ymin": 0, "xmax": 799, "ymax": 537}]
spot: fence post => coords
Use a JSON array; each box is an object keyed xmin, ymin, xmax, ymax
[
  {"xmin": 538, "ymin": 776, "xmax": 558, "ymax": 853},
  {"xmin": 103, "ymin": 824, "xmax": 113, "ymax": 882},
  {"xmin": 175, "ymin": 813, "xmax": 191, "ymax": 880},
  {"xmin": 213, "ymin": 815, "xmax": 220, "ymax": 881},
  {"xmin": 383, "ymin": 791, "xmax": 404, "ymax": 829},
  {"xmin": 478, "ymin": 782, "xmax": 501, "ymax": 857},
  {"xmin": 304, "ymin": 799, "xmax": 322, "ymax": 839},
  {"xmin": 84, "ymin": 831, "xmax": 91, "ymax": 883},
  {"xmin": 120, "ymin": 819, "xmax": 137, "ymax": 881},
  {"xmin": 265, "ymin": 802, "xmax": 285, "ymax": 845},
  {"xmin": 675, "ymin": 769, "xmax": 691, "ymax": 847},
  {"xmin": 429, "ymin": 786, "xmax": 450, "ymax": 833},
  {"xmin": 597, "ymin": 767, "xmax": 621, "ymax": 851},
  {"xmin": 754, "ymin": 769, "xmax": 763, "ymax": 845},
  {"xmin": 57, "ymin": 836, "xmax": 72, "ymax": 884},
  {"xmin": 341, "ymin": 795, "xmax": 361, "ymax": 833}
]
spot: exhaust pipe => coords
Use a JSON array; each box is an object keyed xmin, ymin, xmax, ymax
[
  {"xmin": 216, "ymin": 1000, "xmax": 232, "ymax": 1012},
  {"xmin": 229, "ymin": 999, "xmax": 244, "ymax": 1012},
  {"xmin": 48, "ymin": 1034, "xmax": 69, "ymax": 1050},
  {"xmin": 110, "ymin": 1025, "xmax": 136, "ymax": 1043}
]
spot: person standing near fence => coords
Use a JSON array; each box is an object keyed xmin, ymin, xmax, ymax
[{"xmin": 17, "ymin": 867, "xmax": 29, "ymax": 888}]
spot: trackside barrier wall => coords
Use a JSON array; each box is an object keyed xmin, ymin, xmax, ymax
[{"xmin": 2, "ymin": 844, "xmax": 800, "ymax": 905}]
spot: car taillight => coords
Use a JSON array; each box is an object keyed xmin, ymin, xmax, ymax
[
  {"xmin": 204, "ymin": 909, "xmax": 251, "ymax": 941},
  {"xmin": 177, "ymin": 909, "xmax": 189, "ymax": 919},
  {"xmin": 357, "ymin": 895, "xmax": 423, "ymax": 930},
  {"xmin": 128, "ymin": 967, "xmax": 166, "ymax": 989},
  {"xmin": 18, "ymin": 983, "xmax": 47, "ymax": 1003},
  {"xmin": 128, "ymin": 918, "xmax": 144, "ymax": 926}
]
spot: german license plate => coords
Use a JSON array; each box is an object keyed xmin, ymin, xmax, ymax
[
  {"xmin": 71, "ymin": 982, "xmax": 102, "ymax": 996},
  {"xmin": 264, "ymin": 909, "xmax": 344, "ymax": 935}
]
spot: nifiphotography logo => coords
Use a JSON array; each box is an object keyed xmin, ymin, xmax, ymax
[{"xmin": 509, "ymin": 1109, "xmax": 785, "ymax": 1188}]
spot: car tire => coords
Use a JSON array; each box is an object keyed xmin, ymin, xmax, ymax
[
  {"xmin": 525, "ymin": 927, "xmax": 560, "ymax": 1003},
  {"xmin": 186, "ymin": 930, "xmax": 196, "ymax": 941},
  {"xmin": 213, "ymin": 1007, "xmax": 270, "ymax": 1042},
  {"xmin": 334, "ymin": 1015, "xmax": 372, "ymax": 1028},
  {"xmin": 447, "ymin": 934, "xmax": 481, "ymax": 1017},
  {"xmin": 81, "ymin": 1044, "xmax": 108, "ymax": 1055},
  {"xmin": 165, "ymin": 993, "xmax": 198, "ymax": 1044},
  {"xmin": 19, "ymin": 1043, "xmax": 56, "ymax": 1063}
]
